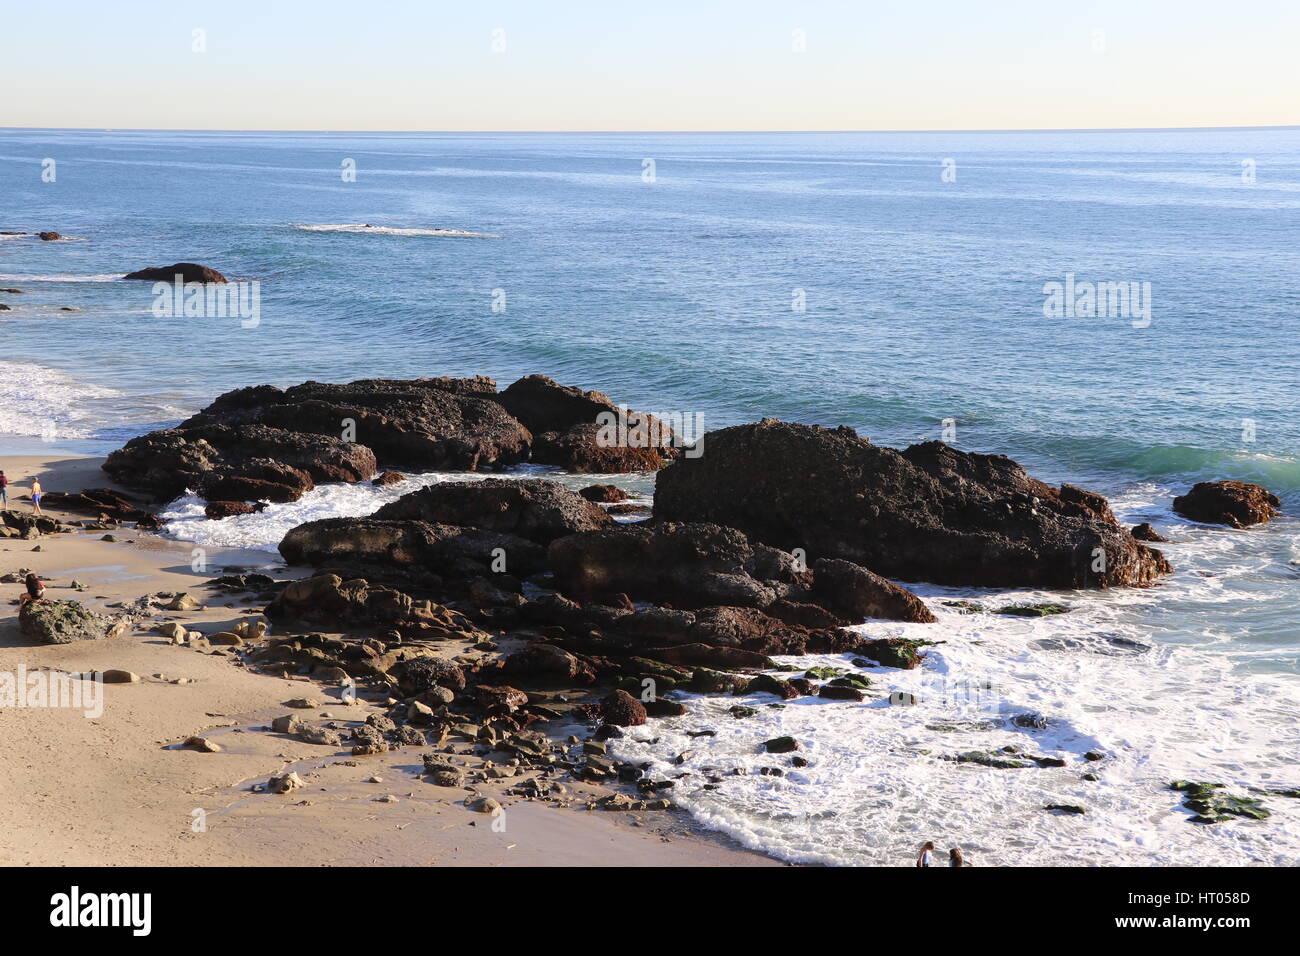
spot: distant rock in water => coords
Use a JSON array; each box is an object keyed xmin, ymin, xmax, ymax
[
  {"xmin": 122, "ymin": 262, "xmax": 227, "ymax": 283},
  {"xmin": 38, "ymin": 231, "xmax": 62, "ymax": 241},
  {"xmin": 653, "ymin": 419, "xmax": 1171, "ymax": 589},
  {"xmin": 1172, "ymin": 480, "xmax": 1280, "ymax": 528}
]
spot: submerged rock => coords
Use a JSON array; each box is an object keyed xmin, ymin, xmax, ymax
[
  {"xmin": 1170, "ymin": 780, "xmax": 1271, "ymax": 823},
  {"xmin": 1173, "ymin": 481, "xmax": 1280, "ymax": 528},
  {"xmin": 653, "ymin": 419, "xmax": 1171, "ymax": 588}
]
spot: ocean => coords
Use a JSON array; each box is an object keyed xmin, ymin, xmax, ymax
[{"xmin": 2, "ymin": 127, "xmax": 1298, "ymax": 865}]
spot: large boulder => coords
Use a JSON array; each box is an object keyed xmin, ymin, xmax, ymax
[
  {"xmin": 19, "ymin": 599, "xmax": 110, "ymax": 644},
  {"xmin": 103, "ymin": 423, "xmax": 374, "ymax": 502},
  {"xmin": 1172, "ymin": 481, "xmax": 1280, "ymax": 529},
  {"xmin": 184, "ymin": 379, "xmax": 531, "ymax": 472},
  {"xmin": 548, "ymin": 522, "xmax": 804, "ymax": 609},
  {"xmin": 373, "ymin": 478, "xmax": 612, "ymax": 543},
  {"xmin": 653, "ymin": 420, "xmax": 1171, "ymax": 589},
  {"xmin": 278, "ymin": 517, "xmax": 546, "ymax": 577},
  {"xmin": 123, "ymin": 262, "xmax": 227, "ymax": 283}
]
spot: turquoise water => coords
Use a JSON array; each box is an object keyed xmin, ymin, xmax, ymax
[{"xmin": 2, "ymin": 129, "xmax": 1298, "ymax": 864}]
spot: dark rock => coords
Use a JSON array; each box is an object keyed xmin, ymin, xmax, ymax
[
  {"xmin": 502, "ymin": 642, "xmax": 598, "ymax": 685},
  {"xmin": 1130, "ymin": 522, "xmax": 1169, "ymax": 542},
  {"xmin": 579, "ymin": 484, "xmax": 631, "ymax": 503},
  {"xmin": 38, "ymin": 231, "xmax": 63, "ymax": 241},
  {"xmin": 653, "ymin": 420, "xmax": 1171, "ymax": 588},
  {"xmin": 532, "ymin": 424, "xmax": 666, "ymax": 473},
  {"xmin": 374, "ymin": 478, "xmax": 612, "ymax": 544},
  {"xmin": 474, "ymin": 685, "xmax": 529, "ymax": 713},
  {"xmin": 277, "ymin": 517, "xmax": 546, "ymax": 577},
  {"xmin": 744, "ymin": 674, "xmax": 798, "ymax": 699},
  {"xmin": 549, "ymin": 522, "xmax": 797, "ymax": 609},
  {"xmin": 857, "ymin": 638, "xmax": 927, "ymax": 669},
  {"xmin": 818, "ymin": 684, "xmax": 865, "ymax": 701},
  {"xmin": 811, "ymin": 557, "xmax": 935, "ymax": 623},
  {"xmin": 599, "ymin": 689, "xmax": 647, "ymax": 727},
  {"xmin": 204, "ymin": 500, "xmax": 260, "ymax": 520},
  {"xmin": 189, "ymin": 379, "xmax": 533, "ymax": 472},
  {"xmin": 122, "ymin": 262, "xmax": 227, "ymax": 282},
  {"xmin": 1044, "ymin": 804, "xmax": 1086, "ymax": 815},
  {"xmin": 1172, "ymin": 481, "xmax": 1280, "ymax": 528},
  {"xmin": 103, "ymin": 422, "xmax": 375, "ymax": 502},
  {"xmin": 762, "ymin": 735, "xmax": 800, "ymax": 754},
  {"xmin": 643, "ymin": 698, "xmax": 688, "ymax": 717},
  {"xmin": 997, "ymin": 603, "xmax": 1070, "ymax": 617},
  {"xmin": 372, "ymin": 471, "xmax": 406, "ymax": 487}
]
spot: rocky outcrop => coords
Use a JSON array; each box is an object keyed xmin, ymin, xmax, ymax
[
  {"xmin": 278, "ymin": 518, "xmax": 547, "ymax": 577},
  {"xmin": 373, "ymin": 478, "xmax": 612, "ymax": 544},
  {"xmin": 549, "ymin": 522, "xmax": 805, "ymax": 609},
  {"xmin": 19, "ymin": 599, "xmax": 110, "ymax": 644},
  {"xmin": 122, "ymin": 262, "xmax": 227, "ymax": 283},
  {"xmin": 265, "ymin": 572, "xmax": 485, "ymax": 641},
  {"xmin": 1131, "ymin": 522, "xmax": 1169, "ymax": 542},
  {"xmin": 38, "ymin": 488, "xmax": 154, "ymax": 523},
  {"xmin": 184, "ymin": 379, "xmax": 531, "ymax": 472},
  {"xmin": 654, "ymin": 420, "xmax": 1171, "ymax": 589},
  {"xmin": 104, "ymin": 423, "xmax": 375, "ymax": 502},
  {"xmin": 1173, "ymin": 481, "xmax": 1280, "ymax": 528}
]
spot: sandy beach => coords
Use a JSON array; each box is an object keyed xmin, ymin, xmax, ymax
[{"xmin": 0, "ymin": 453, "xmax": 779, "ymax": 867}]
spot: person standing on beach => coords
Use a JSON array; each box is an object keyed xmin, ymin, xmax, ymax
[
  {"xmin": 30, "ymin": 477, "xmax": 43, "ymax": 515},
  {"xmin": 0, "ymin": 469, "xmax": 8, "ymax": 507},
  {"xmin": 916, "ymin": 841, "xmax": 936, "ymax": 867}
]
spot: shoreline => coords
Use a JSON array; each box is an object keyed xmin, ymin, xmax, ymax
[{"xmin": 0, "ymin": 453, "xmax": 781, "ymax": 867}]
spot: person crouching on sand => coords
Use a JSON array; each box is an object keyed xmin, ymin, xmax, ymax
[
  {"xmin": 949, "ymin": 848, "xmax": 972, "ymax": 867},
  {"xmin": 30, "ymin": 477, "xmax": 43, "ymax": 515},
  {"xmin": 916, "ymin": 841, "xmax": 936, "ymax": 867}
]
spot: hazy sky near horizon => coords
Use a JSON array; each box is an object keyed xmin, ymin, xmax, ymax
[{"xmin": 3, "ymin": 0, "xmax": 1297, "ymax": 132}]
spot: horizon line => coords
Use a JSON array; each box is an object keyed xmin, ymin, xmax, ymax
[{"xmin": 2, "ymin": 124, "xmax": 1298, "ymax": 136}]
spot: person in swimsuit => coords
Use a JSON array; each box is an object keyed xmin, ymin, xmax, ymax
[{"xmin": 30, "ymin": 477, "xmax": 43, "ymax": 515}]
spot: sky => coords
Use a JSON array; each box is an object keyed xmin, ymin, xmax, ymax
[{"xmin": 2, "ymin": 0, "xmax": 1297, "ymax": 132}]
